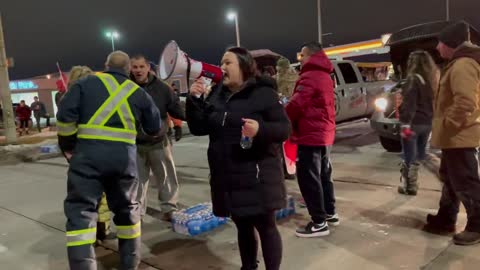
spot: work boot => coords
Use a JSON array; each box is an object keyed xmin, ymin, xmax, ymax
[
  {"xmin": 398, "ymin": 162, "xmax": 410, "ymax": 195},
  {"xmin": 453, "ymin": 231, "xmax": 480, "ymax": 246},
  {"xmin": 423, "ymin": 214, "xmax": 456, "ymax": 235},
  {"xmin": 398, "ymin": 162, "xmax": 419, "ymax": 195},
  {"xmin": 407, "ymin": 162, "xmax": 420, "ymax": 195}
]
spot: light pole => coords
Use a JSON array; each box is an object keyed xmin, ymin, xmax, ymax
[
  {"xmin": 0, "ymin": 13, "xmax": 17, "ymax": 143},
  {"xmin": 317, "ymin": 0, "xmax": 322, "ymax": 44},
  {"xmin": 227, "ymin": 12, "xmax": 240, "ymax": 47},
  {"xmin": 446, "ymin": 0, "xmax": 450, "ymax": 21},
  {"xmin": 105, "ymin": 31, "xmax": 119, "ymax": 52}
]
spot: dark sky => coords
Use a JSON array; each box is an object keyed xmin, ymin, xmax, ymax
[{"xmin": 1, "ymin": 0, "xmax": 479, "ymax": 79}]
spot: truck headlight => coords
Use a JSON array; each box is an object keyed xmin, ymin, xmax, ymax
[{"xmin": 374, "ymin": 97, "xmax": 388, "ymax": 112}]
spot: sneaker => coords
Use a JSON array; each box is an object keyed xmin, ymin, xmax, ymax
[
  {"xmin": 295, "ymin": 221, "xmax": 330, "ymax": 238},
  {"xmin": 326, "ymin": 214, "xmax": 340, "ymax": 226},
  {"xmin": 423, "ymin": 214, "xmax": 456, "ymax": 235},
  {"xmin": 453, "ymin": 231, "xmax": 480, "ymax": 246}
]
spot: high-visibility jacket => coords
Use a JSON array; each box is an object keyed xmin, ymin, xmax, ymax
[{"xmin": 56, "ymin": 69, "xmax": 161, "ymax": 152}]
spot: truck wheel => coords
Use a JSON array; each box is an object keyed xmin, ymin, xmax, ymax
[{"xmin": 379, "ymin": 136, "xmax": 402, "ymax": 152}]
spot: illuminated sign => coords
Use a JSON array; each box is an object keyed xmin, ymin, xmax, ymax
[{"xmin": 9, "ymin": 80, "xmax": 39, "ymax": 90}]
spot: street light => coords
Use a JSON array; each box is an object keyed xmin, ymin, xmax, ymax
[
  {"xmin": 105, "ymin": 31, "xmax": 120, "ymax": 52},
  {"xmin": 227, "ymin": 11, "xmax": 240, "ymax": 47}
]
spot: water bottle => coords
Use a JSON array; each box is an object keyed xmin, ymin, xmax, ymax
[{"xmin": 240, "ymin": 135, "xmax": 253, "ymax": 149}]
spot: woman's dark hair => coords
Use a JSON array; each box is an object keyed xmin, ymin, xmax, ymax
[{"xmin": 226, "ymin": 47, "xmax": 257, "ymax": 80}]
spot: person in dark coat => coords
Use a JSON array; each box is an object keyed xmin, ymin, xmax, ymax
[
  {"xmin": 31, "ymin": 96, "xmax": 51, "ymax": 132},
  {"xmin": 186, "ymin": 47, "xmax": 290, "ymax": 270},
  {"xmin": 398, "ymin": 50, "xmax": 438, "ymax": 196},
  {"xmin": 131, "ymin": 55, "xmax": 185, "ymax": 222}
]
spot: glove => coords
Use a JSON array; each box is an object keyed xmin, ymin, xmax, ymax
[
  {"xmin": 63, "ymin": 151, "xmax": 72, "ymax": 164},
  {"xmin": 174, "ymin": 126, "xmax": 183, "ymax": 141},
  {"xmin": 400, "ymin": 125, "xmax": 414, "ymax": 140}
]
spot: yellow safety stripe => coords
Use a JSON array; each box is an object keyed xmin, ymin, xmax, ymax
[
  {"xmin": 76, "ymin": 73, "xmax": 139, "ymax": 144},
  {"xmin": 66, "ymin": 227, "xmax": 96, "ymax": 247},
  {"xmin": 78, "ymin": 124, "xmax": 137, "ymax": 145},
  {"xmin": 98, "ymin": 81, "xmax": 138, "ymax": 127},
  {"xmin": 67, "ymin": 239, "xmax": 97, "ymax": 247},
  {"xmin": 117, "ymin": 223, "xmax": 141, "ymax": 239},
  {"xmin": 87, "ymin": 80, "xmax": 126, "ymax": 125},
  {"xmin": 96, "ymin": 74, "xmax": 130, "ymax": 129},
  {"xmin": 91, "ymin": 74, "xmax": 137, "ymax": 129},
  {"xmin": 98, "ymin": 74, "xmax": 136, "ymax": 131},
  {"xmin": 66, "ymin": 227, "xmax": 96, "ymax": 236},
  {"xmin": 57, "ymin": 121, "xmax": 78, "ymax": 136}
]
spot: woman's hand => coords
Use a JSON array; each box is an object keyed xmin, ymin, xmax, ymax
[
  {"xmin": 242, "ymin": 118, "xmax": 259, "ymax": 138},
  {"xmin": 190, "ymin": 79, "xmax": 207, "ymax": 97}
]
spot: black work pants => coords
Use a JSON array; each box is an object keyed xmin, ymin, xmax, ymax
[
  {"xmin": 437, "ymin": 148, "xmax": 480, "ymax": 232},
  {"xmin": 297, "ymin": 145, "xmax": 336, "ymax": 224}
]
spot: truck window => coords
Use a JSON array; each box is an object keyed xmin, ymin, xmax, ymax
[
  {"xmin": 331, "ymin": 70, "xmax": 340, "ymax": 87},
  {"xmin": 338, "ymin": 63, "xmax": 359, "ymax": 84}
]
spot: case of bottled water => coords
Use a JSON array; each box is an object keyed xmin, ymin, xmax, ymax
[
  {"xmin": 40, "ymin": 144, "xmax": 60, "ymax": 154},
  {"xmin": 275, "ymin": 195, "xmax": 296, "ymax": 220},
  {"xmin": 172, "ymin": 203, "xmax": 228, "ymax": 236}
]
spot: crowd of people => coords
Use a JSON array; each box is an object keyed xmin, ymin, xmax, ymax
[{"xmin": 53, "ymin": 20, "xmax": 480, "ymax": 270}]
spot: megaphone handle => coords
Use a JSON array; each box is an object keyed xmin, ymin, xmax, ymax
[{"xmin": 184, "ymin": 53, "xmax": 193, "ymax": 93}]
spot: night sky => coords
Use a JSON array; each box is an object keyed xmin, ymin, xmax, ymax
[{"xmin": 1, "ymin": 0, "xmax": 479, "ymax": 79}]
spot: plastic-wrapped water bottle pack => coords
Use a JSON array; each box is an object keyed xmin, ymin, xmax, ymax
[
  {"xmin": 39, "ymin": 144, "xmax": 60, "ymax": 154},
  {"xmin": 275, "ymin": 195, "xmax": 296, "ymax": 220},
  {"xmin": 172, "ymin": 202, "xmax": 228, "ymax": 236}
]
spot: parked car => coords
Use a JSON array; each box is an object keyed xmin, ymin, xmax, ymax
[{"xmin": 370, "ymin": 21, "xmax": 480, "ymax": 152}]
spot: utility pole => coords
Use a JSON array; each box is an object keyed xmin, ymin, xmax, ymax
[
  {"xmin": 317, "ymin": 0, "xmax": 323, "ymax": 44},
  {"xmin": 0, "ymin": 13, "xmax": 17, "ymax": 143}
]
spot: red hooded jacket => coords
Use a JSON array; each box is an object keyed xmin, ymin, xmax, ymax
[
  {"xmin": 16, "ymin": 105, "xmax": 32, "ymax": 121},
  {"xmin": 286, "ymin": 50, "xmax": 336, "ymax": 146}
]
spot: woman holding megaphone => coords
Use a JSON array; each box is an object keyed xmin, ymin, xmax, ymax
[{"xmin": 186, "ymin": 47, "xmax": 291, "ymax": 270}]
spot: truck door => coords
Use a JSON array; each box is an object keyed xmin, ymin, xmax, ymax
[
  {"xmin": 331, "ymin": 69, "xmax": 347, "ymax": 122},
  {"xmin": 336, "ymin": 62, "xmax": 367, "ymax": 119}
]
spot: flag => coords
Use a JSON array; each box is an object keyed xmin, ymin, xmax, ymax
[{"xmin": 56, "ymin": 62, "xmax": 68, "ymax": 92}]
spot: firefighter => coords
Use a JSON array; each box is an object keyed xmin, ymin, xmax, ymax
[{"xmin": 57, "ymin": 51, "xmax": 161, "ymax": 270}]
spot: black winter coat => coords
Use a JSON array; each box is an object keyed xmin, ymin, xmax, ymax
[
  {"xmin": 135, "ymin": 74, "xmax": 185, "ymax": 145},
  {"xmin": 186, "ymin": 77, "xmax": 291, "ymax": 217},
  {"xmin": 399, "ymin": 74, "xmax": 433, "ymax": 126}
]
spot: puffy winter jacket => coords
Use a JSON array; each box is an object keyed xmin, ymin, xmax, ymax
[
  {"xmin": 286, "ymin": 50, "xmax": 336, "ymax": 146},
  {"xmin": 186, "ymin": 76, "xmax": 291, "ymax": 217}
]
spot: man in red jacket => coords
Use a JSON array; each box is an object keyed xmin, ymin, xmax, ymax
[
  {"xmin": 15, "ymin": 100, "xmax": 32, "ymax": 136},
  {"xmin": 286, "ymin": 42, "xmax": 337, "ymax": 238}
]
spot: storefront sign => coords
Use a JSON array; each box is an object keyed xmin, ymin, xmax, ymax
[{"xmin": 9, "ymin": 80, "xmax": 39, "ymax": 90}]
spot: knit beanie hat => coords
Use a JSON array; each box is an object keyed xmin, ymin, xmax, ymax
[
  {"xmin": 438, "ymin": 20, "xmax": 471, "ymax": 49},
  {"xmin": 276, "ymin": 58, "xmax": 291, "ymax": 69}
]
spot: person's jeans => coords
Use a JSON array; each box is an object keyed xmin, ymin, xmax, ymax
[
  {"xmin": 401, "ymin": 125, "xmax": 431, "ymax": 165},
  {"xmin": 34, "ymin": 114, "xmax": 51, "ymax": 132}
]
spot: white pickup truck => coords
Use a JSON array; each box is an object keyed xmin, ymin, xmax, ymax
[{"xmin": 326, "ymin": 60, "xmax": 395, "ymax": 122}]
